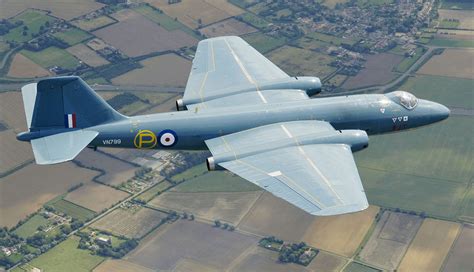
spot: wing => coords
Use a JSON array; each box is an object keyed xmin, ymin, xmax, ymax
[
  {"xmin": 181, "ymin": 36, "xmax": 315, "ymax": 110},
  {"xmin": 205, "ymin": 121, "xmax": 369, "ymax": 216}
]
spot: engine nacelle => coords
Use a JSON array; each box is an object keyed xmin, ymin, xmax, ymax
[{"xmin": 176, "ymin": 99, "xmax": 186, "ymax": 111}]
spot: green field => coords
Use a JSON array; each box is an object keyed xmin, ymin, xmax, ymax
[
  {"xmin": 136, "ymin": 180, "xmax": 173, "ymax": 202},
  {"xmin": 49, "ymin": 199, "xmax": 96, "ymax": 222},
  {"xmin": 297, "ymin": 36, "xmax": 332, "ymax": 51},
  {"xmin": 438, "ymin": 19, "xmax": 460, "ymax": 28},
  {"xmin": 356, "ymin": 116, "xmax": 474, "ymax": 220},
  {"xmin": 3, "ymin": 10, "xmax": 56, "ymax": 43},
  {"xmin": 24, "ymin": 236, "xmax": 104, "ymax": 272},
  {"xmin": 170, "ymin": 163, "xmax": 208, "ymax": 182},
  {"xmin": 394, "ymin": 47, "xmax": 426, "ymax": 73},
  {"xmin": 306, "ymin": 32, "xmax": 359, "ymax": 46},
  {"xmin": 173, "ymin": 168, "xmax": 261, "ymax": 193},
  {"xmin": 429, "ymin": 38, "xmax": 474, "ymax": 48},
  {"xmin": 343, "ymin": 262, "xmax": 381, "ymax": 272},
  {"xmin": 356, "ymin": 0, "xmax": 393, "ymax": 6},
  {"xmin": 13, "ymin": 214, "xmax": 49, "ymax": 239},
  {"xmin": 21, "ymin": 47, "xmax": 80, "ymax": 69},
  {"xmin": 242, "ymin": 32, "xmax": 286, "ymax": 53},
  {"xmin": 52, "ymin": 27, "xmax": 92, "ymax": 46},
  {"xmin": 133, "ymin": 5, "xmax": 201, "ymax": 40},
  {"xmin": 401, "ymin": 75, "xmax": 473, "ymax": 109},
  {"xmin": 72, "ymin": 16, "xmax": 116, "ymax": 31},
  {"xmin": 237, "ymin": 12, "xmax": 270, "ymax": 29},
  {"xmin": 440, "ymin": 0, "xmax": 474, "ymax": 9}
]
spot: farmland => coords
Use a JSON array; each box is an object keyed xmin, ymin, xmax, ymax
[
  {"xmin": 13, "ymin": 214, "xmax": 49, "ymax": 239},
  {"xmin": 443, "ymin": 224, "xmax": 474, "ymax": 272},
  {"xmin": 144, "ymin": 0, "xmax": 244, "ymax": 29},
  {"xmin": 307, "ymin": 251, "xmax": 346, "ymax": 272},
  {"xmin": 393, "ymin": 47, "xmax": 426, "ymax": 73},
  {"xmin": 342, "ymin": 53, "xmax": 403, "ymax": 89},
  {"xmin": 358, "ymin": 211, "xmax": 422, "ymax": 270},
  {"xmin": 237, "ymin": 12, "xmax": 270, "ymax": 29},
  {"xmin": 135, "ymin": 180, "xmax": 171, "ymax": 203},
  {"xmin": 72, "ymin": 16, "xmax": 116, "ymax": 31},
  {"xmin": 242, "ymin": 32, "xmax": 286, "ymax": 54},
  {"xmin": 93, "ymin": 259, "xmax": 154, "ymax": 272},
  {"xmin": 91, "ymin": 207, "xmax": 166, "ymax": 238},
  {"xmin": 126, "ymin": 220, "xmax": 257, "ymax": 270},
  {"xmin": 149, "ymin": 191, "xmax": 262, "ymax": 224},
  {"xmin": 21, "ymin": 47, "xmax": 80, "ymax": 70},
  {"xmin": 52, "ymin": 27, "xmax": 92, "ymax": 46},
  {"xmin": 64, "ymin": 183, "xmax": 129, "ymax": 212},
  {"xmin": 47, "ymin": 198, "xmax": 96, "ymax": 222},
  {"xmin": 2, "ymin": 10, "xmax": 56, "ymax": 43},
  {"xmin": 200, "ymin": 18, "xmax": 257, "ymax": 38},
  {"xmin": 7, "ymin": 53, "xmax": 51, "ymax": 78},
  {"xmin": 230, "ymin": 247, "xmax": 307, "ymax": 272},
  {"xmin": 438, "ymin": 9, "xmax": 474, "ymax": 29},
  {"xmin": 93, "ymin": 9, "xmax": 198, "ymax": 57},
  {"xmin": 0, "ymin": 0, "xmax": 103, "ymax": 20},
  {"xmin": 430, "ymin": 37, "xmax": 474, "ymax": 47},
  {"xmin": 0, "ymin": 163, "xmax": 97, "ymax": 228},
  {"xmin": 343, "ymin": 262, "xmax": 380, "ymax": 272},
  {"xmin": 398, "ymin": 219, "xmax": 460, "ymax": 272},
  {"xmin": 66, "ymin": 44, "xmax": 110, "ymax": 68},
  {"xmin": 417, "ymin": 48, "xmax": 473, "ymax": 79},
  {"xmin": 268, "ymin": 46, "xmax": 336, "ymax": 77},
  {"xmin": 302, "ymin": 206, "xmax": 379, "ymax": 257},
  {"xmin": 112, "ymin": 54, "xmax": 191, "ymax": 87}
]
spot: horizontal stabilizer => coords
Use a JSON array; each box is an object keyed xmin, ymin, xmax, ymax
[{"xmin": 31, "ymin": 130, "xmax": 98, "ymax": 165}]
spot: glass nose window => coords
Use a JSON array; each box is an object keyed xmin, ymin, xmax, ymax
[{"xmin": 392, "ymin": 91, "xmax": 418, "ymax": 110}]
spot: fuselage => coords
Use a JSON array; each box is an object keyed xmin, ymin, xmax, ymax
[{"xmin": 88, "ymin": 92, "xmax": 450, "ymax": 151}]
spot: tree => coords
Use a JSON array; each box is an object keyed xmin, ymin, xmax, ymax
[
  {"xmin": 214, "ymin": 220, "xmax": 221, "ymax": 227},
  {"xmin": 22, "ymin": 31, "xmax": 27, "ymax": 36}
]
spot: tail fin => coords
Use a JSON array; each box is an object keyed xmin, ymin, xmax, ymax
[{"xmin": 19, "ymin": 76, "xmax": 125, "ymax": 165}]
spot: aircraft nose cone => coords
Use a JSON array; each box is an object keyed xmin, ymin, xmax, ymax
[{"xmin": 431, "ymin": 102, "xmax": 450, "ymax": 122}]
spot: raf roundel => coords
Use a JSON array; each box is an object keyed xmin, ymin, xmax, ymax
[{"xmin": 159, "ymin": 129, "xmax": 178, "ymax": 147}]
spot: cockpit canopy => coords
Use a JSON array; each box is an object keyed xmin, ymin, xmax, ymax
[{"xmin": 387, "ymin": 91, "xmax": 418, "ymax": 110}]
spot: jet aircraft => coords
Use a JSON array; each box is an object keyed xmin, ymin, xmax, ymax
[{"xmin": 17, "ymin": 36, "xmax": 449, "ymax": 216}]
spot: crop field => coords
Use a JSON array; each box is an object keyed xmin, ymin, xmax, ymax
[
  {"xmin": 302, "ymin": 206, "xmax": 379, "ymax": 257},
  {"xmin": 358, "ymin": 211, "xmax": 422, "ymax": 270},
  {"xmin": 417, "ymin": 48, "xmax": 473, "ymax": 79},
  {"xmin": 74, "ymin": 149, "xmax": 138, "ymax": 186},
  {"xmin": 93, "ymin": 9, "xmax": 198, "ymax": 57},
  {"xmin": 237, "ymin": 12, "xmax": 270, "ymax": 29},
  {"xmin": 355, "ymin": 116, "xmax": 473, "ymax": 220},
  {"xmin": 64, "ymin": 183, "xmax": 129, "ymax": 212},
  {"xmin": 441, "ymin": 0, "xmax": 474, "ymax": 9},
  {"xmin": 112, "ymin": 54, "xmax": 191, "ymax": 87},
  {"xmin": 438, "ymin": 9, "xmax": 474, "ymax": 29},
  {"xmin": 398, "ymin": 219, "xmax": 460, "ymax": 272},
  {"xmin": 92, "ymin": 207, "xmax": 166, "ymax": 238},
  {"xmin": 0, "ymin": 130, "xmax": 33, "ymax": 175},
  {"xmin": 242, "ymin": 32, "xmax": 286, "ymax": 54},
  {"xmin": 21, "ymin": 47, "xmax": 80, "ymax": 70},
  {"xmin": 72, "ymin": 16, "xmax": 116, "ymax": 31},
  {"xmin": 297, "ymin": 35, "xmax": 332, "ymax": 51},
  {"xmin": 2, "ymin": 10, "xmax": 56, "ymax": 43},
  {"xmin": 135, "ymin": 180, "xmax": 172, "ymax": 203},
  {"xmin": 268, "ymin": 46, "xmax": 336, "ymax": 78},
  {"xmin": 144, "ymin": 0, "xmax": 244, "ymax": 29},
  {"xmin": 126, "ymin": 220, "xmax": 257, "ymax": 271},
  {"xmin": 24, "ymin": 236, "xmax": 104, "ymax": 272},
  {"xmin": 430, "ymin": 37, "xmax": 474, "ymax": 47},
  {"xmin": 343, "ymin": 262, "xmax": 380, "ymax": 272},
  {"xmin": 322, "ymin": 0, "xmax": 350, "ymax": 8},
  {"xmin": 231, "ymin": 247, "xmax": 307, "ymax": 272},
  {"xmin": 52, "ymin": 27, "xmax": 92, "ymax": 46},
  {"xmin": 307, "ymin": 251, "xmax": 347, "ymax": 272},
  {"xmin": 13, "ymin": 214, "xmax": 49, "ymax": 239},
  {"xmin": 7, "ymin": 53, "xmax": 51, "ymax": 78},
  {"xmin": 141, "ymin": 94, "xmax": 180, "ymax": 114},
  {"xmin": 93, "ymin": 259, "xmax": 154, "ymax": 272},
  {"xmin": 66, "ymin": 44, "xmax": 110, "ymax": 68},
  {"xmin": 342, "ymin": 53, "xmax": 403, "ymax": 89},
  {"xmin": 400, "ymin": 75, "xmax": 473, "ymax": 109},
  {"xmin": 394, "ymin": 47, "xmax": 425, "ymax": 73},
  {"xmin": 172, "ymin": 258, "xmax": 221, "ymax": 272},
  {"xmin": 0, "ymin": 0, "xmax": 104, "ymax": 20},
  {"xmin": 306, "ymin": 31, "xmax": 359, "ymax": 46},
  {"xmin": 0, "ymin": 162, "xmax": 97, "ymax": 228},
  {"xmin": 443, "ymin": 224, "xmax": 474, "ymax": 272},
  {"xmin": 0, "ymin": 92, "xmax": 27, "ymax": 130},
  {"xmin": 200, "ymin": 18, "xmax": 257, "ymax": 38},
  {"xmin": 48, "ymin": 199, "xmax": 96, "ymax": 222},
  {"xmin": 149, "ymin": 191, "xmax": 262, "ymax": 224},
  {"xmin": 238, "ymin": 192, "xmax": 316, "ymax": 241}
]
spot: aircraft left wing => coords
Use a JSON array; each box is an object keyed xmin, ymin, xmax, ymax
[{"xmin": 205, "ymin": 121, "xmax": 369, "ymax": 216}]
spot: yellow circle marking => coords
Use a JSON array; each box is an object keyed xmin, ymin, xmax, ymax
[{"xmin": 134, "ymin": 129, "xmax": 157, "ymax": 149}]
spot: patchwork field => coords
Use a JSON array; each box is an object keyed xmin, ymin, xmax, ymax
[
  {"xmin": 48, "ymin": 198, "xmax": 96, "ymax": 222},
  {"xmin": 52, "ymin": 27, "xmax": 92, "ymax": 46},
  {"xmin": 13, "ymin": 214, "xmax": 49, "ymax": 239},
  {"xmin": 268, "ymin": 46, "xmax": 336, "ymax": 77},
  {"xmin": 417, "ymin": 48, "xmax": 473, "ymax": 79},
  {"xmin": 400, "ymin": 74, "xmax": 473, "ymax": 109},
  {"xmin": 242, "ymin": 32, "xmax": 286, "ymax": 53},
  {"xmin": 126, "ymin": 220, "xmax": 257, "ymax": 270},
  {"xmin": 358, "ymin": 211, "xmax": 422, "ymax": 270},
  {"xmin": 144, "ymin": 0, "xmax": 243, "ymax": 29},
  {"xmin": 93, "ymin": 9, "xmax": 197, "ymax": 57},
  {"xmin": 74, "ymin": 149, "xmax": 138, "ymax": 186},
  {"xmin": 92, "ymin": 207, "xmax": 166, "ymax": 238},
  {"xmin": 7, "ymin": 53, "xmax": 51, "ymax": 78},
  {"xmin": 356, "ymin": 116, "xmax": 474, "ymax": 219},
  {"xmin": 93, "ymin": 259, "xmax": 154, "ymax": 272},
  {"xmin": 149, "ymin": 191, "xmax": 262, "ymax": 224},
  {"xmin": 238, "ymin": 192, "xmax": 316, "ymax": 241},
  {"xmin": 72, "ymin": 15, "xmax": 117, "ymax": 31},
  {"xmin": 200, "ymin": 18, "xmax": 257, "ymax": 38},
  {"xmin": 302, "ymin": 206, "xmax": 379, "ymax": 257},
  {"xmin": 230, "ymin": 247, "xmax": 307, "ymax": 272},
  {"xmin": 398, "ymin": 219, "xmax": 460, "ymax": 272},
  {"xmin": 307, "ymin": 251, "xmax": 347, "ymax": 272},
  {"xmin": 112, "ymin": 54, "xmax": 191, "ymax": 87},
  {"xmin": 0, "ymin": 162, "xmax": 97, "ymax": 227},
  {"xmin": 0, "ymin": 0, "xmax": 104, "ymax": 20},
  {"xmin": 443, "ymin": 224, "xmax": 474, "ymax": 272},
  {"xmin": 342, "ymin": 53, "xmax": 403, "ymax": 89},
  {"xmin": 2, "ymin": 10, "xmax": 56, "ymax": 43},
  {"xmin": 66, "ymin": 43, "xmax": 110, "ymax": 68},
  {"xmin": 64, "ymin": 183, "xmax": 129, "ymax": 212},
  {"xmin": 21, "ymin": 47, "xmax": 80, "ymax": 70},
  {"xmin": 438, "ymin": 9, "xmax": 474, "ymax": 29}
]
